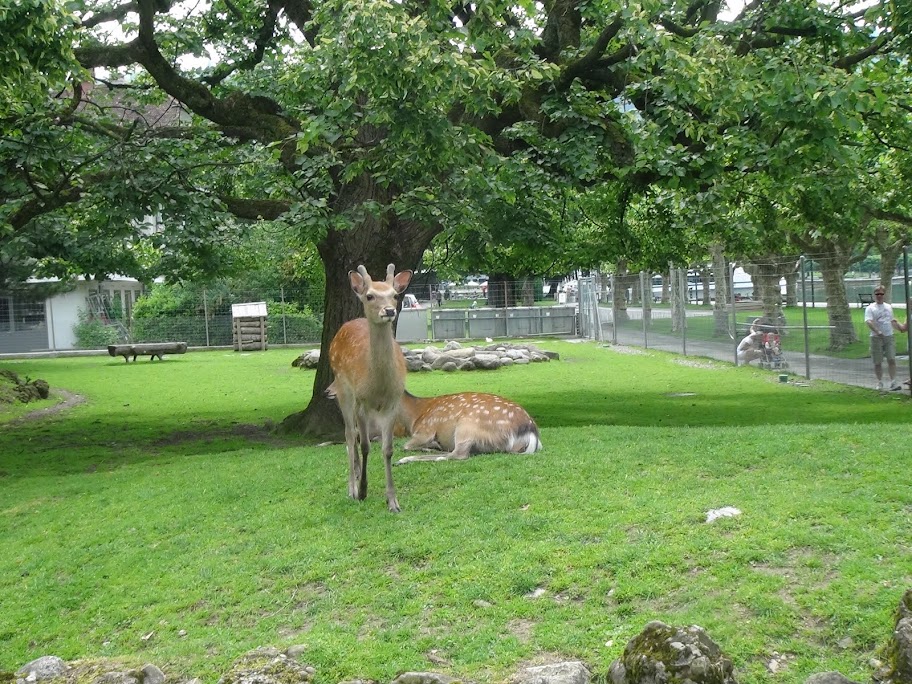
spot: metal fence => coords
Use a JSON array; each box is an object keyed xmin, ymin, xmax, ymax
[
  {"xmin": 0, "ymin": 282, "xmax": 580, "ymax": 354},
  {"xmin": 579, "ymin": 252, "xmax": 912, "ymax": 392},
  {"xmin": 5, "ymin": 251, "xmax": 912, "ymax": 395}
]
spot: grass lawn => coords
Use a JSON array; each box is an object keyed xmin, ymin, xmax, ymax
[{"xmin": 1, "ymin": 342, "xmax": 909, "ymax": 684}]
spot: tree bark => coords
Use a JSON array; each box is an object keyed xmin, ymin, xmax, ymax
[
  {"xmin": 278, "ymin": 180, "xmax": 437, "ymax": 439},
  {"xmin": 819, "ymin": 258, "xmax": 858, "ymax": 349},
  {"xmin": 711, "ymin": 244, "xmax": 730, "ymax": 338},
  {"xmin": 612, "ymin": 260, "xmax": 635, "ymax": 324}
]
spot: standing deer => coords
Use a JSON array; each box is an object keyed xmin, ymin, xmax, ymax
[
  {"xmin": 394, "ymin": 390, "xmax": 542, "ymax": 463},
  {"xmin": 329, "ymin": 264, "xmax": 413, "ymax": 512}
]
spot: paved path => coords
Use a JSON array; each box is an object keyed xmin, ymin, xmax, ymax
[{"xmin": 598, "ymin": 317, "xmax": 912, "ymax": 394}]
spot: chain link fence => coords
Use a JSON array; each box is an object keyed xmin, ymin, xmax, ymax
[
  {"xmin": 4, "ymin": 250, "xmax": 912, "ymax": 395},
  {"xmin": 578, "ymin": 251, "xmax": 912, "ymax": 391}
]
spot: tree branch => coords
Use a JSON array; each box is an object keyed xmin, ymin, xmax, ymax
[
  {"xmin": 80, "ymin": 2, "xmax": 138, "ymax": 29},
  {"xmin": 833, "ymin": 34, "xmax": 892, "ymax": 70},
  {"xmin": 219, "ymin": 196, "xmax": 291, "ymax": 221},
  {"xmin": 202, "ymin": 0, "xmax": 284, "ymax": 87},
  {"xmin": 557, "ymin": 14, "xmax": 623, "ymax": 90}
]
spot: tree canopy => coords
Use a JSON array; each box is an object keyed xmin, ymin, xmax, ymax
[{"xmin": 2, "ymin": 0, "xmax": 910, "ymax": 434}]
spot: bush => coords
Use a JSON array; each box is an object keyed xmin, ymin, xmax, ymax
[
  {"xmin": 73, "ymin": 311, "xmax": 127, "ymax": 349},
  {"xmin": 266, "ymin": 301, "xmax": 322, "ymax": 344}
]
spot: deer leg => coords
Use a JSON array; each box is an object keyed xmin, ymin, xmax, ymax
[
  {"xmin": 345, "ymin": 426, "xmax": 361, "ymax": 499},
  {"xmin": 397, "ymin": 432, "xmax": 445, "ymax": 464},
  {"xmin": 338, "ymin": 395, "xmax": 362, "ymax": 500},
  {"xmin": 355, "ymin": 413, "xmax": 370, "ymax": 500},
  {"xmin": 444, "ymin": 440, "xmax": 473, "ymax": 460},
  {"xmin": 403, "ymin": 432, "xmax": 442, "ymax": 451},
  {"xmin": 381, "ymin": 424, "xmax": 400, "ymax": 512}
]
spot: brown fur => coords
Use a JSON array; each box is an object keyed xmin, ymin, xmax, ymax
[
  {"xmin": 395, "ymin": 391, "xmax": 542, "ymax": 463},
  {"xmin": 328, "ymin": 264, "xmax": 412, "ymax": 512}
]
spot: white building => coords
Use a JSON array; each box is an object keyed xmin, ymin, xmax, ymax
[{"xmin": 0, "ymin": 276, "xmax": 145, "ymax": 353}]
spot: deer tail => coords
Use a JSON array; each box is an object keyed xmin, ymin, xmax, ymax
[{"xmin": 513, "ymin": 421, "xmax": 542, "ymax": 453}]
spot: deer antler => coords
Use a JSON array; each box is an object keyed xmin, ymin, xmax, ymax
[
  {"xmin": 357, "ymin": 265, "xmax": 371, "ymax": 281},
  {"xmin": 385, "ymin": 263, "xmax": 395, "ymax": 284}
]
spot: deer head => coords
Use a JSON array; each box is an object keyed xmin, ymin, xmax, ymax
[{"xmin": 349, "ymin": 264, "xmax": 413, "ymax": 325}]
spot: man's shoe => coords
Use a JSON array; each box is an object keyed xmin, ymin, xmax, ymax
[
  {"xmin": 890, "ymin": 381, "xmax": 902, "ymax": 391},
  {"xmin": 876, "ymin": 382, "xmax": 884, "ymax": 391}
]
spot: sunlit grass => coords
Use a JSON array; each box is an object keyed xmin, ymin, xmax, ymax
[{"xmin": 1, "ymin": 343, "xmax": 909, "ymax": 684}]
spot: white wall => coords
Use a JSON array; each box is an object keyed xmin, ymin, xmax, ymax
[{"xmin": 46, "ymin": 283, "xmax": 91, "ymax": 350}]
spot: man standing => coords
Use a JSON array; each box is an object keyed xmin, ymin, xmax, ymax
[{"xmin": 864, "ymin": 286, "xmax": 901, "ymax": 391}]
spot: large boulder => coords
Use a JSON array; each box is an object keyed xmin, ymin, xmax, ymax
[
  {"xmin": 512, "ymin": 661, "xmax": 591, "ymax": 684},
  {"xmin": 880, "ymin": 589, "xmax": 912, "ymax": 684},
  {"xmin": 217, "ymin": 647, "xmax": 315, "ymax": 684},
  {"xmin": 15, "ymin": 657, "xmax": 68, "ymax": 683},
  {"xmin": 608, "ymin": 621, "xmax": 736, "ymax": 684}
]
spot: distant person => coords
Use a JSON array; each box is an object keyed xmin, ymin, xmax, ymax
[
  {"xmin": 864, "ymin": 286, "xmax": 901, "ymax": 391},
  {"xmin": 435, "ymin": 290, "xmax": 442, "ymax": 307},
  {"xmin": 737, "ymin": 328, "xmax": 765, "ymax": 365}
]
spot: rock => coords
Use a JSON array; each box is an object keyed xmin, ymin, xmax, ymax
[
  {"xmin": 217, "ymin": 647, "xmax": 314, "ymax": 684},
  {"xmin": 473, "ymin": 353, "xmax": 502, "ymax": 370},
  {"xmin": 141, "ymin": 665, "xmax": 166, "ymax": 684},
  {"xmin": 16, "ymin": 657, "xmax": 68, "ymax": 682},
  {"xmin": 885, "ymin": 617, "xmax": 912, "ymax": 684},
  {"xmin": 291, "ymin": 350, "xmax": 320, "ymax": 369},
  {"xmin": 0, "ymin": 370, "xmax": 51, "ymax": 404},
  {"xmin": 92, "ymin": 672, "xmax": 140, "ymax": 684},
  {"xmin": 608, "ymin": 621, "xmax": 736, "ymax": 684},
  {"xmin": 805, "ymin": 672, "xmax": 862, "ymax": 684},
  {"xmin": 390, "ymin": 674, "xmax": 459, "ymax": 684},
  {"xmin": 297, "ymin": 342, "xmax": 560, "ymax": 373},
  {"xmin": 880, "ymin": 590, "xmax": 912, "ymax": 684},
  {"xmin": 898, "ymin": 588, "xmax": 912, "ymax": 622},
  {"xmin": 512, "ymin": 661, "xmax": 590, "ymax": 684},
  {"xmin": 284, "ymin": 645, "xmax": 308, "ymax": 660}
]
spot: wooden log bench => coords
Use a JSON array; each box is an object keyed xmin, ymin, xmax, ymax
[{"xmin": 108, "ymin": 342, "xmax": 188, "ymax": 363}]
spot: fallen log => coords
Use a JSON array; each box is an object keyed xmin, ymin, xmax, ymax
[{"xmin": 108, "ymin": 342, "xmax": 188, "ymax": 363}]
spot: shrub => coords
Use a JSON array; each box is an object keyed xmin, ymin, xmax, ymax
[
  {"xmin": 73, "ymin": 310, "xmax": 127, "ymax": 349},
  {"xmin": 265, "ymin": 301, "xmax": 322, "ymax": 344}
]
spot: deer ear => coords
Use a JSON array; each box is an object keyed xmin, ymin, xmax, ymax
[
  {"xmin": 393, "ymin": 270, "xmax": 413, "ymax": 293},
  {"xmin": 349, "ymin": 270, "xmax": 368, "ymax": 295}
]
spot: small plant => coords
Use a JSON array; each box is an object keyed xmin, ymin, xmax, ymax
[{"xmin": 72, "ymin": 310, "xmax": 127, "ymax": 348}]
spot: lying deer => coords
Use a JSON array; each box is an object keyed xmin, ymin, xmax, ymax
[
  {"xmin": 394, "ymin": 390, "xmax": 542, "ymax": 463},
  {"xmin": 328, "ymin": 264, "xmax": 413, "ymax": 512}
]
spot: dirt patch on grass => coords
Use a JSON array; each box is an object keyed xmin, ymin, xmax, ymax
[
  {"xmin": 2, "ymin": 389, "xmax": 86, "ymax": 426},
  {"xmin": 507, "ymin": 618, "xmax": 537, "ymax": 643},
  {"xmin": 673, "ymin": 358, "xmax": 727, "ymax": 369},
  {"xmin": 602, "ymin": 344, "xmax": 648, "ymax": 355}
]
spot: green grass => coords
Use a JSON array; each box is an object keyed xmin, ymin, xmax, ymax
[
  {"xmin": 1, "ymin": 343, "xmax": 910, "ymax": 684},
  {"xmin": 635, "ymin": 305, "xmax": 910, "ymax": 358}
]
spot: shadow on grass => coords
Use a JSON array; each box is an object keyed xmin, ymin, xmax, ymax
[{"xmin": 520, "ymin": 384, "xmax": 910, "ymax": 429}]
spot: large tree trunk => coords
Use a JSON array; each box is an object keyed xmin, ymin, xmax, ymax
[
  {"xmin": 711, "ymin": 244, "xmax": 730, "ymax": 337},
  {"xmin": 278, "ymin": 182, "xmax": 437, "ymax": 439},
  {"xmin": 612, "ymin": 260, "xmax": 636, "ymax": 324},
  {"xmin": 699, "ymin": 266, "xmax": 711, "ymax": 306},
  {"xmin": 486, "ymin": 274, "xmax": 515, "ymax": 307},
  {"xmin": 877, "ymin": 242, "xmax": 903, "ymax": 303},
  {"xmin": 819, "ymin": 257, "xmax": 858, "ymax": 349},
  {"xmin": 670, "ymin": 267, "xmax": 686, "ymax": 333}
]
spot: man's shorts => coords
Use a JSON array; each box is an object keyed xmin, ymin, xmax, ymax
[{"xmin": 871, "ymin": 335, "xmax": 896, "ymax": 365}]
